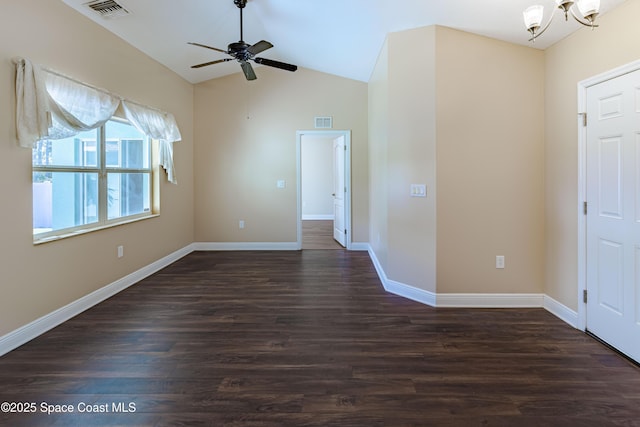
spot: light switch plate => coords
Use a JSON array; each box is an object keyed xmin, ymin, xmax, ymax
[
  {"xmin": 277, "ymin": 180, "xmax": 286, "ymax": 189},
  {"xmin": 410, "ymin": 184, "xmax": 427, "ymax": 197}
]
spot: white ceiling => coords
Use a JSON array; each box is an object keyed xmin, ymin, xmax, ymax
[{"xmin": 61, "ymin": 0, "xmax": 627, "ymax": 84}]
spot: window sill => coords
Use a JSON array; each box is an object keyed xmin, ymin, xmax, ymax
[{"xmin": 33, "ymin": 214, "xmax": 160, "ymax": 245}]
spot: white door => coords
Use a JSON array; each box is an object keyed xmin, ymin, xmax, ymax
[
  {"xmin": 333, "ymin": 135, "xmax": 346, "ymax": 247},
  {"xmin": 586, "ymin": 68, "xmax": 640, "ymax": 363}
]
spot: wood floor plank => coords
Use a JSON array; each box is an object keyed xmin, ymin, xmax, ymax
[
  {"xmin": 0, "ymin": 250, "xmax": 638, "ymax": 426},
  {"xmin": 302, "ymin": 220, "xmax": 343, "ymax": 249}
]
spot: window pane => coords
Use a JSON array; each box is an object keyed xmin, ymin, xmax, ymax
[
  {"xmin": 107, "ymin": 173, "xmax": 151, "ymax": 220},
  {"xmin": 33, "ymin": 172, "xmax": 99, "ymax": 234},
  {"xmin": 32, "ymin": 129, "xmax": 99, "ymax": 167},
  {"xmin": 105, "ymin": 121, "xmax": 150, "ymax": 169}
]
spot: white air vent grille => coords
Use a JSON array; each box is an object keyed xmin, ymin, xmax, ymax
[
  {"xmin": 314, "ymin": 116, "xmax": 333, "ymax": 129},
  {"xmin": 85, "ymin": 0, "xmax": 130, "ymax": 18}
]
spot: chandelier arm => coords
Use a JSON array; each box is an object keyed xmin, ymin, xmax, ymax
[
  {"xmin": 569, "ymin": 8, "xmax": 599, "ymax": 27},
  {"xmin": 528, "ymin": 11, "xmax": 556, "ymax": 42}
]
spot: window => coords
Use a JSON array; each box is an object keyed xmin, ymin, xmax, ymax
[{"xmin": 33, "ymin": 118, "xmax": 153, "ymax": 239}]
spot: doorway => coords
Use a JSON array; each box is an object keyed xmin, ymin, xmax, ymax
[
  {"xmin": 296, "ymin": 130, "xmax": 351, "ymax": 250},
  {"xmin": 578, "ymin": 61, "xmax": 640, "ymax": 364}
]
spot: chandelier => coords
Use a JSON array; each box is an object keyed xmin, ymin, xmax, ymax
[{"xmin": 523, "ymin": 0, "xmax": 600, "ymax": 42}]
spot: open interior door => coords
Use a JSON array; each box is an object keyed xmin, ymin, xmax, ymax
[{"xmin": 332, "ymin": 135, "xmax": 346, "ymax": 247}]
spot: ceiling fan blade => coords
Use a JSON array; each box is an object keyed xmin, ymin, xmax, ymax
[
  {"xmin": 253, "ymin": 57, "xmax": 298, "ymax": 72},
  {"xmin": 191, "ymin": 58, "xmax": 232, "ymax": 69},
  {"xmin": 187, "ymin": 42, "xmax": 228, "ymax": 54},
  {"xmin": 247, "ymin": 40, "xmax": 273, "ymax": 56},
  {"xmin": 240, "ymin": 61, "xmax": 257, "ymax": 80}
]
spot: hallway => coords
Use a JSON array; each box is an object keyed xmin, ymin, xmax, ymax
[{"xmin": 302, "ymin": 220, "xmax": 343, "ymax": 250}]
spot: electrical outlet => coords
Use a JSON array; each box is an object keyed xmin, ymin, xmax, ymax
[
  {"xmin": 117, "ymin": 245, "xmax": 124, "ymax": 258},
  {"xmin": 496, "ymin": 255, "xmax": 505, "ymax": 269},
  {"xmin": 239, "ymin": 220, "xmax": 245, "ymax": 229}
]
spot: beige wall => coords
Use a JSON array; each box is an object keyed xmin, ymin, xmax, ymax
[
  {"xmin": 369, "ymin": 25, "xmax": 545, "ymax": 296},
  {"xmin": 545, "ymin": 0, "xmax": 640, "ymax": 310},
  {"xmin": 386, "ymin": 27, "xmax": 438, "ymax": 292},
  {"xmin": 368, "ymin": 40, "xmax": 390, "ymax": 270},
  {"xmin": 0, "ymin": 0, "xmax": 194, "ymax": 336},
  {"xmin": 436, "ymin": 27, "xmax": 545, "ymax": 294},
  {"xmin": 193, "ymin": 67, "xmax": 369, "ymax": 244}
]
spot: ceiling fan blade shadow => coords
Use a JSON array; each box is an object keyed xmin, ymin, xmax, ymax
[
  {"xmin": 247, "ymin": 40, "xmax": 273, "ymax": 55},
  {"xmin": 191, "ymin": 58, "xmax": 232, "ymax": 69},
  {"xmin": 241, "ymin": 61, "xmax": 257, "ymax": 80},
  {"xmin": 253, "ymin": 57, "xmax": 298, "ymax": 72},
  {"xmin": 188, "ymin": 42, "xmax": 228, "ymax": 54}
]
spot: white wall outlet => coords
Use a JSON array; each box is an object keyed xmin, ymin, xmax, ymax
[
  {"xmin": 277, "ymin": 180, "xmax": 286, "ymax": 189},
  {"xmin": 239, "ymin": 220, "xmax": 245, "ymax": 229},
  {"xmin": 496, "ymin": 255, "xmax": 505, "ymax": 269},
  {"xmin": 117, "ymin": 245, "xmax": 124, "ymax": 258}
]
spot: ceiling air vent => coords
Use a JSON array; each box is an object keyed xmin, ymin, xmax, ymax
[
  {"xmin": 315, "ymin": 116, "xmax": 333, "ymax": 129},
  {"xmin": 85, "ymin": 0, "xmax": 130, "ymax": 19}
]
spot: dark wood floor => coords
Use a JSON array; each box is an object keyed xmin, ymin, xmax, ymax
[
  {"xmin": 302, "ymin": 220, "xmax": 343, "ymax": 250},
  {"xmin": 1, "ymin": 251, "xmax": 639, "ymax": 426}
]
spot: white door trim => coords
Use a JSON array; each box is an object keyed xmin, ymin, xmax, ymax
[
  {"xmin": 296, "ymin": 130, "xmax": 352, "ymax": 250},
  {"xmin": 577, "ymin": 58, "xmax": 640, "ymax": 331}
]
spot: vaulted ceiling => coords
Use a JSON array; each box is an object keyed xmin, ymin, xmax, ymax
[{"xmin": 61, "ymin": 0, "xmax": 627, "ymax": 84}]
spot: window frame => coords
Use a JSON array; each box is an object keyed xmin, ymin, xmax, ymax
[{"xmin": 33, "ymin": 117, "xmax": 157, "ymax": 243}]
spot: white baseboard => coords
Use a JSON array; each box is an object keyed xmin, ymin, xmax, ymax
[
  {"xmin": 384, "ymin": 279, "xmax": 437, "ymax": 307},
  {"xmin": 302, "ymin": 215, "xmax": 334, "ymax": 220},
  {"xmin": 0, "ymin": 244, "xmax": 195, "ymax": 357},
  {"xmin": 364, "ymin": 244, "xmax": 577, "ymax": 328},
  {"xmin": 367, "ymin": 244, "xmax": 389, "ymax": 285},
  {"xmin": 350, "ymin": 242, "xmax": 369, "ymax": 251},
  {"xmin": 193, "ymin": 242, "xmax": 299, "ymax": 251},
  {"xmin": 367, "ymin": 244, "xmax": 436, "ymax": 306},
  {"xmin": 544, "ymin": 294, "xmax": 579, "ymax": 328},
  {"xmin": 436, "ymin": 293, "xmax": 545, "ymax": 308}
]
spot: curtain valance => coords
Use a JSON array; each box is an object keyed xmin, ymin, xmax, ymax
[{"xmin": 14, "ymin": 57, "xmax": 182, "ymax": 184}]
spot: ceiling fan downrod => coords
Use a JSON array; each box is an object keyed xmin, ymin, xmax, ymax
[{"xmin": 234, "ymin": 0, "xmax": 247, "ymax": 42}]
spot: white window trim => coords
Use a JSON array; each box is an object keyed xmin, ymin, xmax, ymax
[{"xmin": 33, "ymin": 119, "xmax": 158, "ymax": 244}]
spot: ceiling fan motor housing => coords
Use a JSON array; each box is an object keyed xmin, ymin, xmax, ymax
[{"xmin": 228, "ymin": 41, "xmax": 251, "ymax": 60}]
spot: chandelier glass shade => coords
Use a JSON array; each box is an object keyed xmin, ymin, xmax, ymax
[{"xmin": 523, "ymin": 0, "xmax": 601, "ymax": 42}]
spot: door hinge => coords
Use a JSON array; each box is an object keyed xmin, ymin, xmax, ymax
[
  {"xmin": 579, "ymin": 112, "xmax": 587, "ymax": 127},
  {"xmin": 344, "ymin": 229, "xmax": 347, "ymax": 235},
  {"xmin": 583, "ymin": 201, "xmax": 588, "ymax": 215},
  {"xmin": 583, "ymin": 289, "xmax": 588, "ymax": 303}
]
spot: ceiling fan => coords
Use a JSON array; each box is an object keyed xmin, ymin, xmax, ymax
[{"xmin": 188, "ymin": 0, "xmax": 298, "ymax": 81}]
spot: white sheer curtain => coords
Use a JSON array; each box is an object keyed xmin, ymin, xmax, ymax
[
  {"xmin": 122, "ymin": 101, "xmax": 181, "ymax": 184},
  {"xmin": 15, "ymin": 58, "xmax": 51, "ymax": 146},
  {"xmin": 14, "ymin": 57, "xmax": 182, "ymax": 184},
  {"xmin": 45, "ymin": 72, "xmax": 120, "ymax": 140}
]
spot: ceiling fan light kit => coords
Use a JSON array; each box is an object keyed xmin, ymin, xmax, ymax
[
  {"xmin": 523, "ymin": 0, "xmax": 600, "ymax": 42},
  {"xmin": 188, "ymin": 0, "xmax": 298, "ymax": 80}
]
